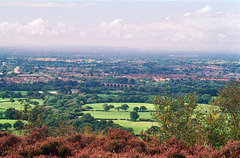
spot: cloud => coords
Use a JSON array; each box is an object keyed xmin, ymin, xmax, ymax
[
  {"xmin": 195, "ymin": 5, "xmax": 212, "ymax": 14},
  {"xmin": 80, "ymin": 2, "xmax": 99, "ymax": 7},
  {"xmin": 0, "ymin": 5, "xmax": 239, "ymax": 51},
  {"xmin": 0, "ymin": 18, "xmax": 78, "ymax": 46},
  {"xmin": 0, "ymin": 18, "xmax": 75, "ymax": 36},
  {"xmin": 0, "ymin": 2, "xmax": 76, "ymax": 8},
  {"xmin": 183, "ymin": 12, "xmax": 191, "ymax": 17},
  {"xmin": 109, "ymin": 18, "xmax": 123, "ymax": 26},
  {"xmin": 92, "ymin": 9, "xmax": 240, "ymax": 50}
]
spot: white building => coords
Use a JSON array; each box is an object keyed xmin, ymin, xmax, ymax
[{"xmin": 14, "ymin": 66, "xmax": 21, "ymax": 74}]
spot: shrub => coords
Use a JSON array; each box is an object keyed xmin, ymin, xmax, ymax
[
  {"xmin": 85, "ymin": 106, "xmax": 93, "ymax": 110},
  {"xmin": 212, "ymin": 140, "xmax": 240, "ymax": 157},
  {"xmin": 13, "ymin": 120, "xmax": 24, "ymax": 130},
  {"xmin": 109, "ymin": 105, "xmax": 114, "ymax": 108},
  {"xmin": 0, "ymin": 134, "xmax": 21, "ymax": 156}
]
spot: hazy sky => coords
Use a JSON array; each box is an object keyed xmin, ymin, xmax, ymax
[{"xmin": 0, "ymin": 0, "xmax": 240, "ymax": 51}]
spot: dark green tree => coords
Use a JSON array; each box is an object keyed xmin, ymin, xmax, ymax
[
  {"xmin": 0, "ymin": 111, "xmax": 4, "ymax": 118},
  {"xmin": 5, "ymin": 108, "xmax": 21, "ymax": 119},
  {"xmin": 13, "ymin": 120, "xmax": 24, "ymax": 130},
  {"xmin": 3, "ymin": 123, "xmax": 12, "ymax": 130},
  {"xmin": 133, "ymin": 107, "xmax": 139, "ymax": 112},
  {"xmin": 121, "ymin": 104, "xmax": 129, "ymax": 112},
  {"xmin": 115, "ymin": 106, "xmax": 121, "ymax": 112},
  {"xmin": 103, "ymin": 104, "xmax": 110, "ymax": 112},
  {"xmin": 10, "ymin": 97, "xmax": 15, "ymax": 104},
  {"xmin": 140, "ymin": 106, "xmax": 147, "ymax": 112},
  {"xmin": 130, "ymin": 112, "xmax": 139, "ymax": 121},
  {"xmin": 0, "ymin": 123, "xmax": 3, "ymax": 131}
]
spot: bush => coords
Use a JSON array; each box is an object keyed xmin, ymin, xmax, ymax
[
  {"xmin": 85, "ymin": 106, "xmax": 93, "ymax": 110},
  {"xmin": 13, "ymin": 120, "xmax": 24, "ymax": 130},
  {"xmin": 139, "ymin": 118, "xmax": 154, "ymax": 122},
  {"xmin": 109, "ymin": 105, "xmax": 114, "ymax": 108}
]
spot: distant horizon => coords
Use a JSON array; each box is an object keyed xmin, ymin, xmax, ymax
[
  {"xmin": 0, "ymin": 1, "xmax": 240, "ymax": 52},
  {"xmin": 0, "ymin": 45, "xmax": 238, "ymax": 55}
]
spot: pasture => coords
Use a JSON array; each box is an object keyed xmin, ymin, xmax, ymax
[
  {"xmin": 82, "ymin": 111, "xmax": 152, "ymax": 120},
  {"xmin": 83, "ymin": 102, "xmax": 214, "ymax": 135},
  {"xmin": 113, "ymin": 120, "xmax": 158, "ymax": 135},
  {"xmin": 14, "ymin": 91, "xmax": 28, "ymax": 95},
  {"xmin": 0, "ymin": 119, "xmax": 18, "ymax": 130},
  {"xmin": 83, "ymin": 102, "xmax": 156, "ymax": 135},
  {"xmin": 83, "ymin": 102, "xmax": 155, "ymax": 111},
  {"xmin": 0, "ymin": 119, "xmax": 18, "ymax": 125},
  {"xmin": 0, "ymin": 98, "xmax": 43, "ymax": 110},
  {"xmin": 0, "ymin": 99, "xmax": 23, "ymax": 110}
]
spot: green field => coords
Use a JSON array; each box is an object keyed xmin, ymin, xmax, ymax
[
  {"xmin": 31, "ymin": 99, "xmax": 44, "ymax": 105},
  {"xmin": 82, "ymin": 102, "xmax": 156, "ymax": 134},
  {"xmin": 0, "ymin": 119, "xmax": 18, "ymax": 129},
  {"xmin": 83, "ymin": 102, "xmax": 155, "ymax": 111},
  {"xmin": 0, "ymin": 119, "xmax": 17, "ymax": 124},
  {"xmin": 14, "ymin": 91, "xmax": 28, "ymax": 95},
  {"xmin": 97, "ymin": 94, "xmax": 118, "ymax": 98},
  {"xmin": 113, "ymin": 120, "xmax": 158, "ymax": 135},
  {"xmin": 0, "ymin": 99, "xmax": 24, "ymax": 110},
  {"xmin": 0, "ymin": 98, "xmax": 43, "ymax": 110},
  {"xmin": 82, "ymin": 102, "xmax": 214, "ymax": 135},
  {"xmin": 83, "ymin": 111, "xmax": 152, "ymax": 119}
]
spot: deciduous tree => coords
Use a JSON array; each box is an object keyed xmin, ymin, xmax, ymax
[
  {"xmin": 140, "ymin": 106, "xmax": 147, "ymax": 112},
  {"xmin": 121, "ymin": 104, "xmax": 129, "ymax": 112},
  {"xmin": 133, "ymin": 107, "xmax": 139, "ymax": 112},
  {"xmin": 215, "ymin": 81, "xmax": 240, "ymax": 140},
  {"xmin": 130, "ymin": 112, "xmax": 139, "ymax": 121}
]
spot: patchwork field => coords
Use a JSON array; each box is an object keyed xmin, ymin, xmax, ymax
[
  {"xmin": 0, "ymin": 99, "xmax": 213, "ymax": 135},
  {"xmin": 83, "ymin": 102, "xmax": 214, "ymax": 135},
  {"xmin": 83, "ymin": 102, "xmax": 156, "ymax": 135}
]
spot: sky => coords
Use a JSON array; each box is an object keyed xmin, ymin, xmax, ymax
[{"xmin": 0, "ymin": 0, "xmax": 240, "ymax": 52}]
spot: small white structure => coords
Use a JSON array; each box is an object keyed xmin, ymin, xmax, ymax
[
  {"xmin": 14, "ymin": 66, "xmax": 21, "ymax": 74},
  {"xmin": 49, "ymin": 91, "xmax": 58, "ymax": 95}
]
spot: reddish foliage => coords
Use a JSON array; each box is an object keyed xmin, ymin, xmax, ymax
[
  {"xmin": 1, "ymin": 127, "xmax": 240, "ymax": 157},
  {"xmin": 0, "ymin": 131, "xmax": 10, "ymax": 138},
  {"xmin": 25, "ymin": 126, "xmax": 49, "ymax": 144},
  {"xmin": 212, "ymin": 140, "xmax": 240, "ymax": 158},
  {"xmin": 0, "ymin": 134, "xmax": 22, "ymax": 156},
  {"xmin": 102, "ymin": 128, "xmax": 146, "ymax": 153}
]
